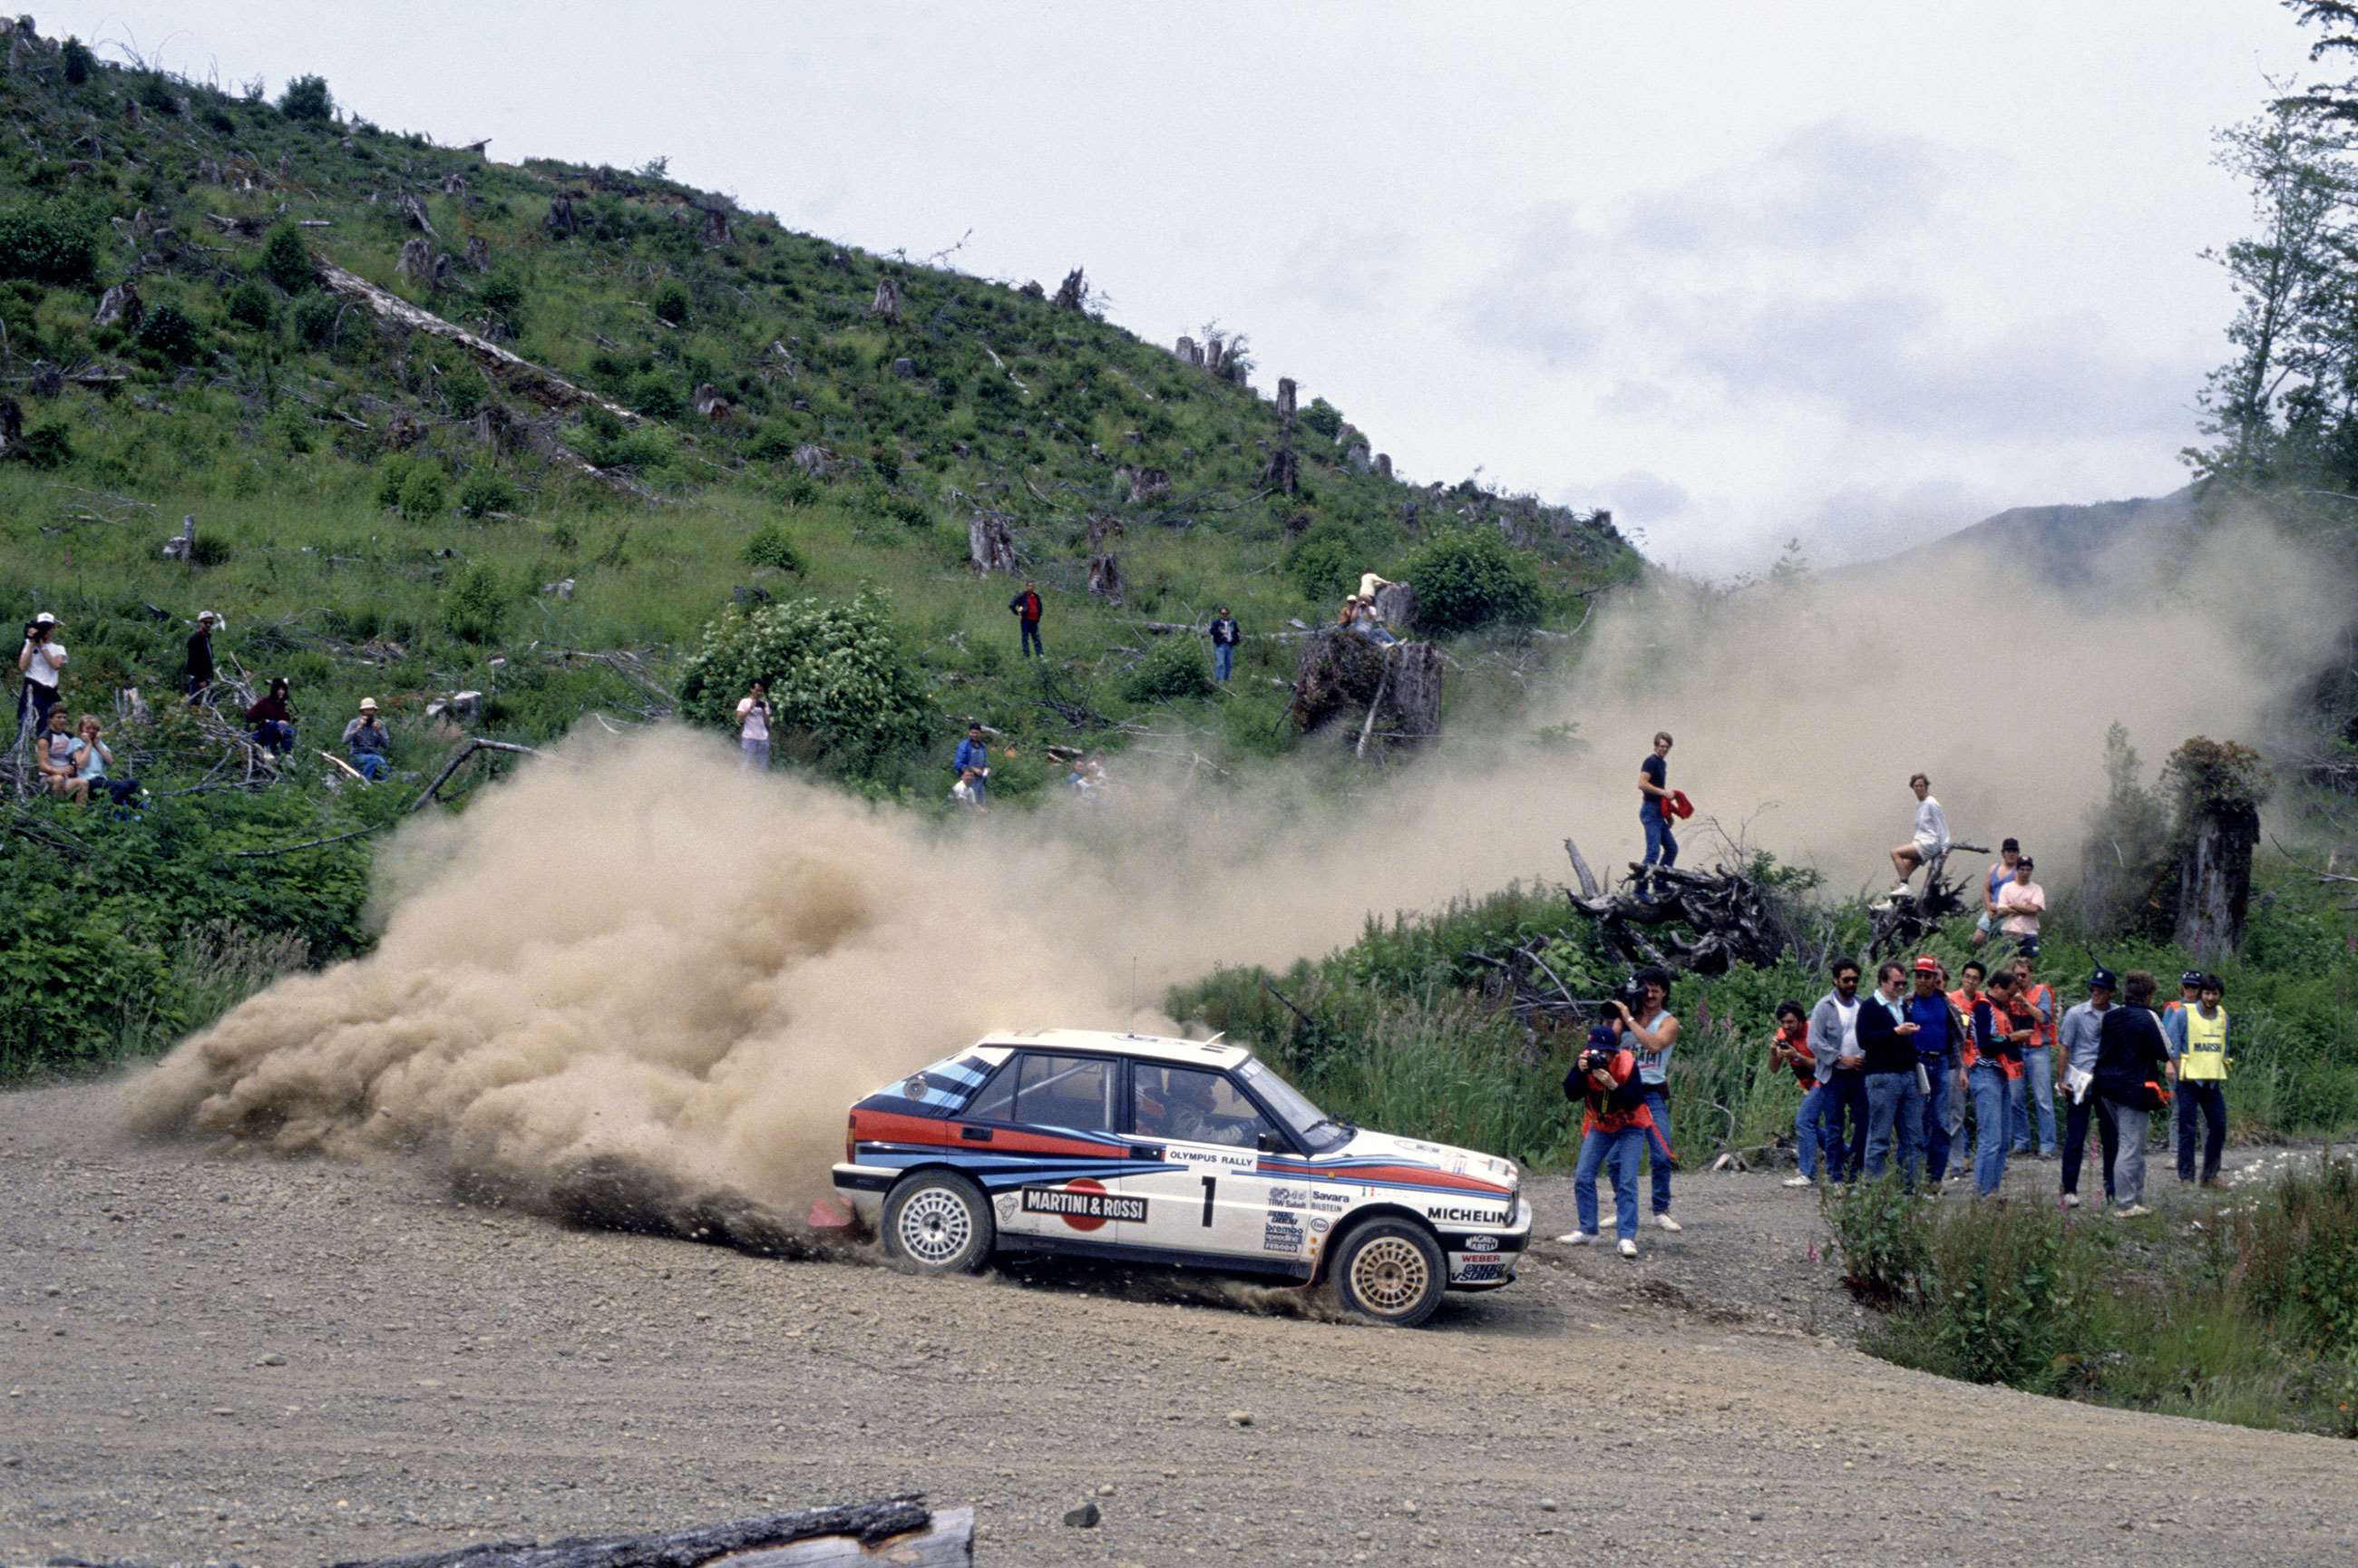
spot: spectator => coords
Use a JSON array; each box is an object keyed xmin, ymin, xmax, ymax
[
  {"xmin": 246, "ymin": 677, "xmax": 296, "ymax": 755},
  {"xmin": 16, "ymin": 610, "xmax": 66, "ymax": 737},
  {"xmin": 1883, "ymin": 772, "xmax": 1950, "ymax": 901},
  {"xmin": 1964, "ymin": 969, "xmax": 2033, "ymax": 1199},
  {"xmin": 1637, "ymin": 731, "xmax": 1678, "ymax": 893},
  {"xmin": 2059, "ymin": 968, "xmax": 2120, "ymax": 1210},
  {"xmin": 1808, "ymin": 959, "xmax": 1868, "ymax": 1184},
  {"xmin": 735, "ymin": 680, "xmax": 772, "ymax": 772},
  {"xmin": 35, "ymin": 706, "xmax": 87, "ymax": 803},
  {"xmin": 1856, "ymin": 960, "xmax": 1926, "ymax": 1185},
  {"xmin": 1945, "ymin": 959, "xmax": 1989, "ymax": 1156},
  {"xmin": 1557, "ymin": 1026, "xmax": 1660, "ymax": 1259},
  {"xmin": 2168, "ymin": 973, "xmax": 2231, "ymax": 1187},
  {"xmin": 1768, "ymin": 1001, "xmax": 1824, "ymax": 1188},
  {"xmin": 1994, "ymin": 855, "xmax": 2046, "ymax": 957},
  {"xmin": 1904, "ymin": 956, "xmax": 1967, "ymax": 1185},
  {"xmin": 68, "ymin": 713, "xmax": 140, "ymax": 806},
  {"xmin": 951, "ymin": 723, "xmax": 990, "ymax": 806},
  {"xmin": 1208, "ymin": 606, "xmax": 1241, "ymax": 683},
  {"xmin": 2009, "ymin": 954, "xmax": 2060, "ymax": 1159},
  {"xmin": 1008, "ymin": 580, "xmax": 1044, "ymax": 658},
  {"xmin": 951, "ymin": 766, "xmax": 987, "ymax": 811},
  {"xmin": 1356, "ymin": 570, "xmax": 1395, "ymax": 605},
  {"xmin": 1973, "ymin": 838, "xmax": 2021, "ymax": 947},
  {"xmin": 2095, "ymin": 970, "xmax": 2174, "ymax": 1215},
  {"xmin": 2165, "ymin": 969, "xmax": 2204, "ymax": 1020},
  {"xmin": 1613, "ymin": 966, "xmax": 1682, "ymax": 1232},
  {"xmin": 341, "ymin": 698, "xmax": 392, "ymax": 783},
  {"xmin": 1348, "ymin": 597, "xmax": 1398, "ymax": 647},
  {"xmin": 183, "ymin": 610, "xmax": 219, "ymax": 701}
]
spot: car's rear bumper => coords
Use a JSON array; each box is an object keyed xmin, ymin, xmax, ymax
[
  {"xmin": 1442, "ymin": 1193, "xmax": 1531, "ymax": 1290},
  {"xmin": 831, "ymin": 1162, "xmax": 895, "ymax": 1228}
]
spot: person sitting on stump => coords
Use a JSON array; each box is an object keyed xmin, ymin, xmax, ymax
[
  {"xmin": 342, "ymin": 697, "xmax": 392, "ymax": 782},
  {"xmin": 1882, "ymin": 772, "xmax": 1950, "ymax": 902},
  {"xmin": 246, "ymin": 677, "xmax": 296, "ymax": 755}
]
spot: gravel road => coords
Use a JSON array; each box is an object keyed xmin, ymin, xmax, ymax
[{"xmin": 4, "ymin": 1079, "xmax": 2353, "ymax": 1568}]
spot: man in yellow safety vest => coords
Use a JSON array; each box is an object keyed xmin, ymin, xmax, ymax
[{"xmin": 2167, "ymin": 973, "xmax": 2230, "ymax": 1187}]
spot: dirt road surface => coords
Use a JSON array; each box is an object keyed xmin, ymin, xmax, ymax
[{"xmin": 4, "ymin": 1079, "xmax": 2353, "ymax": 1567}]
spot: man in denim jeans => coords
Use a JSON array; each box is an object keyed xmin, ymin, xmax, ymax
[
  {"xmin": 1208, "ymin": 607, "xmax": 1240, "ymax": 684},
  {"xmin": 2009, "ymin": 954, "xmax": 2060, "ymax": 1157},
  {"xmin": 1966, "ymin": 969, "xmax": 2033, "ymax": 1198},
  {"xmin": 1856, "ymin": 961, "xmax": 1925, "ymax": 1185},
  {"xmin": 1636, "ymin": 731, "xmax": 1677, "ymax": 895}
]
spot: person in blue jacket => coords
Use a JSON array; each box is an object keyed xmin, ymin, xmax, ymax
[{"xmin": 951, "ymin": 723, "xmax": 990, "ymax": 805}]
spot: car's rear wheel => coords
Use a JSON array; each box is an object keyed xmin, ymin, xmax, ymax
[
  {"xmin": 882, "ymin": 1172, "xmax": 995, "ymax": 1274},
  {"xmin": 1330, "ymin": 1218, "xmax": 1446, "ymax": 1327}
]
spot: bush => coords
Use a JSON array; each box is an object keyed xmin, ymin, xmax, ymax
[
  {"xmin": 61, "ymin": 36, "xmax": 93, "ymax": 85},
  {"xmin": 1286, "ymin": 521, "xmax": 1363, "ymax": 602},
  {"xmin": 135, "ymin": 302, "xmax": 205, "ymax": 365},
  {"xmin": 260, "ymin": 225, "xmax": 313, "ymax": 294},
  {"xmin": 290, "ymin": 293, "xmax": 338, "ymax": 346},
  {"xmin": 17, "ymin": 424, "xmax": 72, "ymax": 470},
  {"xmin": 676, "ymin": 591, "xmax": 932, "ymax": 780},
  {"xmin": 740, "ymin": 523, "xmax": 804, "ymax": 573},
  {"xmin": 2236, "ymin": 1157, "xmax": 2358, "ymax": 1355},
  {"xmin": 628, "ymin": 371, "xmax": 685, "ymax": 419},
  {"xmin": 457, "ymin": 472, "xmax": 518, "ymax": 520},
  {"xmin": 1826, "ymin": 1177, "xmax": 1932, "ymax": 1305},
  {"xmin": 225, "ymin": 280, "xmax": 274, "ymax": 330},
  {"xmin": 395, "ymin": 463, "xmax": 446, "ymax": 520},
  {"xmin": 1916, "ymin": 1202, "xmax": 2081, "ymax": 1390},
  {"xmin": 747, "ymin": 423, "xmax": 798, "ymax": 463},
  {"xmin": 1403, "ymin": 528, "xmax": 1543, "ymax": 634},
  {"xmin": 1120, "ymin": 637, "xmax": 1215, "ymax": 705},
  {"xmin": 278, "ymin": 74, "xmax": 334, "ymax": 122},
  {"xmin": 1300, "ymin": 396, "xmax": 1345, "ymax": 441},
  {"xmin": 479, "ymin": 267, "xmax": 525, "ymax": 328},
  {"xmin": 439, "ymin": 563, "xmax": 509, "ymax": 643},
  {"xmin": 651, "ymin": 281, "xmax": 691, "ymax": 326},
  {"xmin": 0, "ymin": 200, "xmax": 97, "ymax": 285}
]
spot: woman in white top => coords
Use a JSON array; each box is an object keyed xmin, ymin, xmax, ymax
[
  {"xmin": 1887, "ymin": 771, "xmax": 1950, "ymax": 898},
  {"xmin": 735, "ymin": 680, "xmax": 771, "ymax": 772}
]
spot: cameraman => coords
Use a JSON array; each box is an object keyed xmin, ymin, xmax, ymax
[
  {"xmin": 16, "ymin": 611, "xmax": 66, "ymax": 735},
  {"xmin": 1555, "ymin": 1026, "xmax": 1665, "ymax": 1259},
  {"xmin": 1613, "ymin": 967, "xmax": 1683, "ymax": 1233}
]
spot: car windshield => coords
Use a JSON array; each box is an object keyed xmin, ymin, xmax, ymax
[{"xmin": 1238, "ymin": 1057, "xmax": 1350, "ymax": 1153}]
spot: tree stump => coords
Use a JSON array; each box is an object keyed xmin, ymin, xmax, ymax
[
  {"xmin": 699, "ymin": 203, "xmax": 733, "ymax": 246},
  {"xmin": 1376, "ymin": 453, "xmax": 1393, "ymax": 478},
  {"xmin": 93, "ymin": 281, "xmax": 142, "ymax": 331},
  {"xmin": 1087, "ymin": 552, "xmax": 1123, "ymax": 602},
  {"xmin": 545, "ymin": 195, "xmax": 578, "ymax": 235},
  {"xmin": 1117, "ymin": 465, "xmax": 1170, "ymax": 505},
  {"xmin": 395, "ymin": 237, "xmax": 434, "ymax": 283},
  {"xmin": 28, "ymin": 360, "xmax": 61, "ymax": 397},
  {"xmin": 693, "ymin": 383, "xmax": 731, "ymax": 421},
  {"xmin": 1262, "ymin": 445, "xmax": 1299, "ymax": 494},
  {"xmin": 0, "ymin": 395, "xmax": 22, "ymax": 457},
  {"xmin": 1203, "ymin": 335, "xmax": 1228, "ymax": 376},
  {"xmin": 398, "ymin": 193, "xmax": 438, "ymax": 237},
  {"xmin": 464, "ymin": 234, "xmax": 490, "ymax": 272},
  {"xmin": 473, "ymin": 401, "xmax": 521, "ymax": 454},
  {"xmin": 1277, "ymin": 376, "xmax": 1298, "ymax": 422},
  {"xmin": 1085, "ymin": 513, "xmax": 1125, "ymax": 549},
  {"xmin": 1288, "ymin": 628, "xmax": 1441, "ymax": 747},
  {"xmin": 792, "ymin": 443, "xmax": 833, "ymax": 479},
  {"xmin": 443, "ymin": 171, "xmax": 468, "ymax": 197},
  {"xmin": 1174, "ymin": 336, "xmax": 1202, "ymax": 366},
  {"xmin": 1053, "ymin": 267, "xmax": 1087, "ymax": 311},
  {"xmin": 1372, "ymin": 579, "xmax": 1418, "ymax": 632},
  {"xmin": 968, "ymin": 510, "xmax": 1018, "ymax": 574},
  {"xmin": 868, "ymin": 276, "xmax": 902, "ymax": 322},
  {"xmin": 1344, "ymin": 440, "xmax": 1373, "ymax": 474}
]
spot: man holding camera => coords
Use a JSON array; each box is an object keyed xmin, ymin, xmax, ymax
[
  {"xmin": 16, "ymin": 611, "xmax": 66, "ymax": 736},
  {"xmin": 1557, "ymin": 1025, "xmax": 1665, "ymax": 1259}
]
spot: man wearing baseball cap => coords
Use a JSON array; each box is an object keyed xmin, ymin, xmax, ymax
[
  {"xmin": 15, "ymin": 610, "xmax": 66, "ymax": 735},
  {"xmin": 2058, "ymin": 969, "xmax": 2119, "ymax": 1208},
  {"xmin": 341, "ymin": 696, "xmax": 391, "ymax": 782},
  {"xmin": 2167, "ymin": 974, "xmax": 2232, "ymax": 1187},
  {"xmin": 1905, "ymin": 955, "xmax": 1966, "ymax": 1184},
  {"xmin": 183, "ymin": 610, "xmax": 220, "ymax": 701}
]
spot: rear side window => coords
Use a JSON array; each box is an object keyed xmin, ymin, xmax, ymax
[{"xmin": 962, "ymin": 1053, "xmax": 1117, "ymax": 1133}]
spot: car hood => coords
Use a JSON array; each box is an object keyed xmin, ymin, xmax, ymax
[{"xmin": 1331, "ymin": 1127, "xmax": 1519, "ymax": 1193}]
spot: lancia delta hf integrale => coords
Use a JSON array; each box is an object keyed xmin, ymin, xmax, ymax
[{"xmin": 833, "ymin": 1029, "xmax": 1530, "ymax": 1327}]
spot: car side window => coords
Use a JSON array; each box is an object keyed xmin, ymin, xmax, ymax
[
  {"xmin": 1135, "ymin": 1065, "xmax": 1275, "ymax": 1149},
  {"xmin": 989, "ymin": 1053, "xmax": 1116, "ymax": 1133},
  {"xmin": 960, "ymin": 1057, "xmax": 1019, "ymax": 1122}
]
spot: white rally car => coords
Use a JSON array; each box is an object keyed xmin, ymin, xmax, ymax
[{"xmin": 832, "ymin": 1028, "xmax": 1530, "ymax": 1327}]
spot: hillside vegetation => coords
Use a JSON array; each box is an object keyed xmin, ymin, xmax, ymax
[{"xmin": 0, "ymin": 24, "xmax": 1637, "ymax": 1076}]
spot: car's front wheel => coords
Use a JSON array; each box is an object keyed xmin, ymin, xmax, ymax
[
  {"xmin": 1330, "ymin": 1217, "xmax": 1447, "ymax": 1327},
  {"xmin": 882, "ymin": 1172, "xmax": 995, "ymax": 1274}
]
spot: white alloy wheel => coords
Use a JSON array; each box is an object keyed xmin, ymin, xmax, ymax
[{"xmin": 882, "ymin": 1173, "xmax": 994, "ymax": 1273}]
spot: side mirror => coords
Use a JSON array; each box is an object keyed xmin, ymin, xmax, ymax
[{"xmin": 1256, "ymin": 1130, "xmax": 1282, "ymax": 1154}]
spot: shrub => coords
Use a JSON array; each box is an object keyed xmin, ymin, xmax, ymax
[
  {"xmin": 1120, "ymin": 637, "xmax": 1215, "ymax": 705},
  {"xmin": 60, "ymin": 36, "xmax": 93, "ymax": 85},
  {"xmin": 0, "ymin": 200, "xmax": 97, "ymax": 285},
  {"xmin": 457, "ymin": 472, "xmax": 518, "ymax": 520},
  {"xmin": 479, "ymin": 267, "xmax": 525, "ymax": 328},
  {"xmin": 17, "ymin": 424, "xmax": 72, "ymax": 470},
  {"xmin": 1300, "ymin": 396, "xmax": 1345, "ymax": 441},
  {"xmin": 225, "ymin": 280, "xmax": 274, "ymax": 330},
  {"xmin": 278, "ymin": 74, "xmax": 334, "ymax": 122},
  {"xmin": 1826, "ymin": 1177, "xmax": 1932, "ymax": 1305},
  {"xmin": 135, "ymin": 302, "xmax": 205, "ymax": 365},
  {"xmin": 2236, "ymin": 1156, "xmax": 2358, "ymax": 1355},
  {"xmin": 748, "ymin": 423, "xmax": 798, "ymax": 462},
  {"xmin": 1403, "ymin": 528, "xmax": 1543, "ymax": 634},
  {"xmin": 740, "ymin": 523, "xmax": 804, "ymax": 573},
  {"xmin": 260, "ymin": 225, "xmax": 313, "ymax": 293},
  {"xmin": 290, "ymin": 293, "xmax": 338, "ymax": 346},
  {"xmin": 1917, "ymin": 1202, "xmax": 2081, "ymax": 1390},
  {"xmin": 676, "ymin": 590, "xmax": 932, "ymax": 780},
  {"xmin": 395, "ymin": 463, "xmax": 446, "ymax": 520},
  {"xmin": 651, "ymin": 280, "xmax": 690, "ymax": 326},
  {"xmin": 439, "ymin": 563, "xmax": 509, "ymax": 643},
  {"xmin": 628, "ymin": 371, "xmax": 684, "ymax": 419},
  {"xmin": 1286, "ymin": 521, "xmax": 1363, "ymax": 602}
]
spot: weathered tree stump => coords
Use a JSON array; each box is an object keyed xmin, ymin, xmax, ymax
[
  {"xmin": 868, "ymin": 276, "xmax": 902, "ymax": 322},
  {"xmin": 1276, "ymin": 376, "xmax": 1297, "ymax": 422},
  {"xmin": 442, "ymin": 171, "xmax": 468, "ymax": 196},
  {"xmin": 395, "ymin": 237, "xmax": 434, "ymax": 283},
  {"xmin": 968, "ymin": 510, "xmax": 1018, "ymax": 574},
  {"xmin": 397, "ymin": 193, "xmax": 437, "ymax": 237},
  {"xmin": 792, "ymin": 443, "xmax": 833, "ymax": 479},
  {"xmin": 545, "ymin": 194, "xmax": 578, "ymax": 235},
  {"xmin": 1087, "ymin": 551, "xmax": 1123, "ymax": 602},
  {"xmin": 1371, "ymin": 579, "xmax": 1418, "ymax": 632},
  {"xmin": 464, "ymin": 234, "xmax": 490, "ymax": 272},
  {"xmin": 1053, "ymin": 266, "xmax": 1087, "ymax": 311},
  {"xmin": 1174, "ymin": 336, "xmax": 1203, "ymax": 366},
  {"xmin": 0, "ymin": 395, "xmax": 22, "ymax": 457},
  {"xmin": 693, "ymin": 383, "xmax": 730, "ymax": 421},
  {"xmin": 2168, "ymin": 738, "xmax": 2272, "ymax": 959},
  {"xmin": 1116, "ymin": 465, "xmax": 1169, "ymax": 505},
  {"xmin": 1344, "ymin": 440, "xmax": 1373, "ymax": 475},
  {"xmin": 1288, "ymin": 628, "xmax": 1441, "ymax": 748},
  {"xmin": 699, "ymin": 203, "xmax": 733, "ymax": 247},
  {"xmin": 1376, "ymin": 453, "xmax": 1393, "ymax": 478},
  {"xmin": 1085, "ymin": 513, "xmax": 1124, "ymax": 549},
  {"xmin": 93, "ymin": 281, "xmax": 142, "ymax": 331},
  {"xmin": 1262, "ymin": 446, "xmax": 1299, "ymax": 494},
  {"xmin": 28, "ymin": 360, "xmax": 61, "ymax": 398}
]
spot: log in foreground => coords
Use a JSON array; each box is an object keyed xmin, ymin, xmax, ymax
[{"xmin": 39, "ymin": 1499, "xmax": 977, "ymax": 1568}]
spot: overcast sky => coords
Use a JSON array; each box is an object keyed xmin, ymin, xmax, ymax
[{"xmin": 50, "ymin": 1, "xmax": 2316, "ymax": 570}]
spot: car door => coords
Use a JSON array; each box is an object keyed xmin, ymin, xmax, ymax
[
  {"xmin": 1116, "ymin": 1063, "xmax": 1300, "ymax": 1267},
  {"xmin": 957, "ymin": 1051, "xmax": 1141, "ymax": 1242}
]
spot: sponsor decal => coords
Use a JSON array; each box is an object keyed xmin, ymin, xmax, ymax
[
  {"xmin": 1456, "ymin": 1251, "xmax": 1502, "ymax": 1264},
  {"xmin": 994, "ymin": 1195, "xmax": 1018, "ymax": 1222},
  {"xmin": 1454, "ymin": 1261, "xmax": 1506, "ymax": 1284},
  {"xmin": 1263, "ymin": 1210, "xmax": 1307, "ymax": 1253},
  {"xmin": 1308, "ymin": 1215, "xmax": 1330, "ymax": 1234},
  {"xmin": 1020, "ymin": 1179, "xmax": 1147, "ymax": 1232},
  {"xmin": 1426, "ymin": 1205, "xmax": 1507, "ymax": 1223},
  {"xmin": 1461, "ymin": 1234, "xmax": 1499, "ymax": 1252},
  {"xmin": 1268, "ymin": 1184, "xmax": 1311, "ymax": 1208}
]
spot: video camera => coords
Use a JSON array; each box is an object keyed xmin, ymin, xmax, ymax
[{"xmin": 24, "ymin": 619, "xmax": 48, "ymax": 641}]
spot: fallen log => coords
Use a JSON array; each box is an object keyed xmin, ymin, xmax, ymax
[{"xmin": 43, "ymin": 1499, "xmax": 976, "ymax": 1568}]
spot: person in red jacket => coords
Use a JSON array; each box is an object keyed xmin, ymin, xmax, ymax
[
  {"xmin": 1768, "ymin": 1001, "xmax": 1823, "ymax": 1188},
  {"xmin": 1558, "ymin": 1027, "xmax": 1671, "ymax": 1258},
  {"xmin": 1008, "ymin": 580, "xmax": 1044, "ymax": 658}
]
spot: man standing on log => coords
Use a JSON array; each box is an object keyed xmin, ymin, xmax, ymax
[
  {"xmin": 1808, "ymin": 960, "xmax": 1868, "ymax": 1184},
  {"xmin": 1994, "ymin": 855, "xmax": 2046, "ymax": 957},
  {"xmin": 1208, "ymin": 606, "xmax": 1240, "ymax": 684},
  {"xmin": 1008, "ymin": 580, "xmax": 1044, "ymax": 658},
  {"xmin": 1883, "ymin": 772, "xmax": 1950, "ymax": 901},
  {"xmin": 1637, "ymin": 731, "xmax": 1677, "ymax": 896}
]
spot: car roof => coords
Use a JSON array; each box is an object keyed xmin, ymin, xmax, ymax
[{"xmin": 979, "ymin": 1027, "xmax": 1251, "ymax": 1069}]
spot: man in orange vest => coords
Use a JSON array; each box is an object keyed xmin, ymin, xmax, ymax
[{"xmin": 2008, "ymin": 954, "xmax": 2060, "ymax": 1159}]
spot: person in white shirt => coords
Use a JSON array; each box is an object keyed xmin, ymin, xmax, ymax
[
  {"xmin": 16, "ymin": 610, "xmax": 67, "ymax": 736},
  {"xmin": 1886, "ymin": 771, "xmax": 1950, "ymax": 899},
  {"xmin": 1993, "ymin": 855, "xmax": 2047, "ymax": 957},
  {"xmin": 735, "ymin": 680, "xmax": 771, "ymax": 771}
]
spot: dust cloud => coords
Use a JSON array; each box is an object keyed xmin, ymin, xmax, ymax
[{"xmin": 130, "ymin": 516, "xmax": 2344, "ymax": 1222}]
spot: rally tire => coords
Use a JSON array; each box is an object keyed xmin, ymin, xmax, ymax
[
  {"xmin": 881, "ymin": 1172, "xmax": 995, "ymax": 1275},
  {"xmin": 1330, "ymin": 1217, "xmax": 1447, "ymax": 1328}
]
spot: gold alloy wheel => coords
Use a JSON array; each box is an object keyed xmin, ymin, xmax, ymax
[{"xmin": 1349, "ymin": 1233, "xmax": 1432, "ymax": 1316}]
